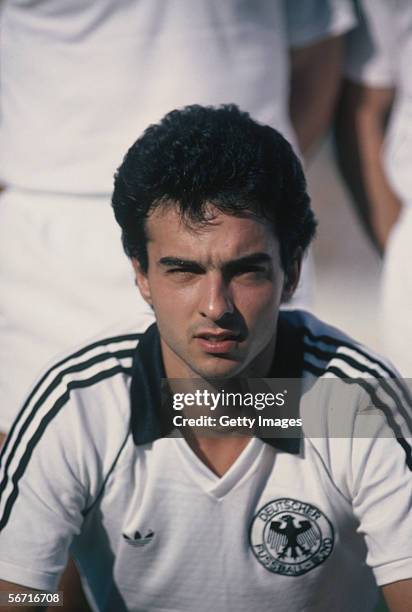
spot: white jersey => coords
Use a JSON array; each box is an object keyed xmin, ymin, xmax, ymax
[
  {"xmin": 0, "ymin": 311, "xmax": 411, "ymax": 611},
  {"xmin": 0, "ymin": 0, "xmax": 355, "ymax": 194},
  {"xmin": 345, "ymin": 0, "xmax": 412, "ymax": 205}
]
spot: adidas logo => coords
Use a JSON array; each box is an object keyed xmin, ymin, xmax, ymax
[{"xmin": 123, "ymin": 530, "xmax": 155, "ymax": 547}]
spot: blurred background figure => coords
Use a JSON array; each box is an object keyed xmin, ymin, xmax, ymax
[
  {"xmin": 0, "ymin": 0, "xmax": 356, "ymax": 444},
  {"xmin": 335, "ymin": 0, "xmax": 412, "ymax": 375}
]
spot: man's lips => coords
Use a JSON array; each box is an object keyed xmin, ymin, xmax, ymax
[{"xmin": 194, "ymin": 331, "xmax": 242, "ymax": 354}]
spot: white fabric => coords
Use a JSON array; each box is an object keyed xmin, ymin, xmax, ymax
[
  {"xmin": 345, "ymin": 0, "xmax": 412, "ymax": 373},
  {"xmin": 0, "ymin": 311, "xmax": 411, "ymax": 611},
  {"xmin": 381, "ymin": 206, "xmax": 412, "ymax": 376},
  {"xmin": 0, "ymin": 0, "xmax": 355, "ymax": 194},
  {"xmin": 0, "ymin": 188, "xmax": 154, "ymax": 431},
  {"xmin": 0, "ymin": 0, "xmax": 355, "ymax": 432}
]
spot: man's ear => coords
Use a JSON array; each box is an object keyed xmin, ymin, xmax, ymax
[
  {"xmin": 281, "ymin": 248, "xmax": 303, "ymax": 303},
  {"xmin": 131, "ymin": 258, "xmax": 152, "ymax": 306}
]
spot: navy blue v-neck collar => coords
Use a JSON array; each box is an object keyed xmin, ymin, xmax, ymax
[{"xmin": 130, "ymin": 312, "xmax": 304, "ymax": 454}]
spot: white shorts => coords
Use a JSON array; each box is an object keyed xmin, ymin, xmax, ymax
[
  {"xmin": 381, "ymin": 205, "xmax": 412, "ymax": 376},
  {"xmin": 0, "ymin": 188, "xmax": 154, "ymax": 432}
]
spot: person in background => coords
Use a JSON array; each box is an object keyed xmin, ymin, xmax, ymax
[
  {"xmin": 335, "ymin": 0, "xmax": 412, "ymax": 375},
  {"xmin": 0, "ymin": 0, "xmax": 356, "ymax": 447}
]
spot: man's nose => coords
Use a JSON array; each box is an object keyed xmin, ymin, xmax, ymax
[{"xmin": 198, "ymin": 274, "xmax": 234, "ymax": 321}]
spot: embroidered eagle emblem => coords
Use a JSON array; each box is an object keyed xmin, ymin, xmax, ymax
[{"xmin": 268, "ymin": 514, "xmax": 318, "ymax": 559}]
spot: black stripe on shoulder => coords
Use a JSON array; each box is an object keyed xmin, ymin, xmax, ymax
[
  {"xmin": 38, "ymin": 332, "xmax": 141, "ymax": 390},
  {"xmin": 303, "ymin": 326, "xmax": 412, "ymax": 415},
  {"xmin": 0, "ymin": 348, "xmax": 134, "ymax": 487},
  {"xmin": 19, "ymin": 332, "xmax": 140, "ymax": 415},
  {"xmin": 303, "ymin": 326, "xmax": 398, "ymax": 379},
  {"xmin": 0, "ymin": 338, "xmax": 139, "ymax": 467},
  {"xmin": 303, "ymin": 342, "xmax": 412, "ymax": 432},
  {"xmin": 303, "ymin": 361, "xmax": 412, "ymax": 471},
  {"xmin": 0, "ymin": 364, "xmax": 132, "ymax": 532}
]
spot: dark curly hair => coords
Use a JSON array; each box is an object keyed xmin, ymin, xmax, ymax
[{"xmin": 112, "ymin": 104, "xmax": 316, "ymax": 273}]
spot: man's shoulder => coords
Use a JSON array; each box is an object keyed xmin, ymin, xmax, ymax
[
  {"xmin": 286, "ymin": 310, "xmax": 412, "ymax": 473},
  {"xmin": 283, "ymin": 308, "xmax": 411, "ymax": 434},
  {"xmin": 33, "ymin": 324, "xmax": 144, "ymax": 401},
  {"xmin": 0, "ymin": 327, "xmax": 151, "ymax": 543},
  {"xmin": 4, "ymin": 324, "xmax": 150, "ymax": 454},
  {"xmin": 281, "ymin": 309, "xmax": 399, "ymax": 380}
]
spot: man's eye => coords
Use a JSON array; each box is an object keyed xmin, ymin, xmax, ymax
[
  {"xmin": 230, "ymin": 267, "xmax": 271, "ymax": 283},
  {"xmin": 236, "ymin": 267, "xmax": 267, "ymax": 277},
  {"xmin": 166, "ymin": 268, "xmax": 199, "ymax": 276}
]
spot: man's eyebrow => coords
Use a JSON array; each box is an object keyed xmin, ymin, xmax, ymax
[
  {"xmin": 158, "ymin": 257, "xmax": 202, "ymax": 267},
  {"xmin": 158, "ymin": 253, "xmax": 272, "ymax": 268},
  {"xmin": 226, "ymin": 253, "xmax": 272, "ymax": 267}
]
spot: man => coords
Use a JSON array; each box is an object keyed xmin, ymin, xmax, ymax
[
  {"xmin": 0, "ymin": 105, "xmax": 410, "ymax": 611},
  {"xmin": 335, "ymin": 0, "xmax": 412, "ymax": 377}
]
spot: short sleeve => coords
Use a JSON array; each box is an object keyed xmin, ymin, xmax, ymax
[
  {"xmin": 0, "ymin": 330, "xmax": 135, "ymax": 591},
  {"xmin": 345, "ymin": 0, "xmax": 398, "ymax": 87},
  {"xmin": 350, "ymin": 416, "xmax": 412, "ymax": 585},
  {"xmin": 286, "ymin": 0, "xmax": 356, "ymax": 49},
  {"xmin": 0, "ymin": 399, "xmax": 89, "ymax": 591}
]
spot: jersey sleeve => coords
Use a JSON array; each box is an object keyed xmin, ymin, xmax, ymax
[
  {"xmin": 345, "ymin": 0, "xmax": 398, "ymax": 87},
  {"xmin": 286, "ymin": 0, "xmax": 356, "ymax": 49},
  {"xmin": 306, "ymin": 370, "xmax": 412, "ymax": 585},
  {"xmin": 344, "ymin": 375, "xmax": 412, "ymax": 585},
  {"xmin": 0, "ymin": 336, "xmax": 133, "ymax": 592},
  {"xmin": 0, "ymin": 398, "xmax": 89, "ymax": 591}
]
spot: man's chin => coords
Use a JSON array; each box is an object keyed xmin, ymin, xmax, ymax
[{"xmin": 190, "ymin": 357, "xmax": 246, "ymax": 380}]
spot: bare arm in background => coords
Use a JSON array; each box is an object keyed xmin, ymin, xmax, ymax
[
  {"xmin": 290, "ymin": 35, "xmax": 344, "ymax": 157},
  {"xmin": 335, "ymin": 79, "xmax": 401, "ymax": 253}
]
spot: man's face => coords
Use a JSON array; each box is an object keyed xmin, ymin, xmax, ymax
[{"xmin": 133, "ymin": 204, "xmax": 300, "ymax": 379}]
